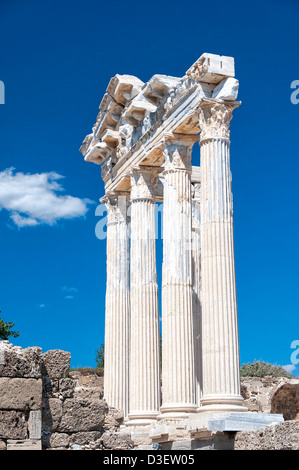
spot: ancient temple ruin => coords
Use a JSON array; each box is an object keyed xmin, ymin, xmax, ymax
[{"xmin": 80, "ymin": 53, "xmax": 247, "ymax": 431}]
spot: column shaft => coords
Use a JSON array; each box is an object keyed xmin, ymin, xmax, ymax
[
  {"xmin": 192, "ymin": 182, "xmax": 202, "ymax": 406},
  {"xmin": 104, "ymin": 195, "xmax": 130, "ymax": 417},
  {"xmin": 128, "ymin": 168, "xmax": 161, "ymax": 424},
  {"xmin": 198, "ymin": 103, "xmax": 245, "ymax": 412},
  {"xmin": 160, "ymin": 136, "xmax": 198, "ymax": 417}
]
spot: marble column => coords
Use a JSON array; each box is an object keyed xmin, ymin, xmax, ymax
[
  {"xmin": 103, "ymin": 194, "xmax": 130, "ymax": 418},
  {"xmin": 191, "ymin": 182, "xmax": 202, "ymax": 407},
  {"xmin": 198, "ymin": 102, "xmax": 245, "ymax": 413},
  {"xmin": 159, "ymin": 134, "xmax": 199, "ymax": 418},
  {"xmin": 128, "ymin": 167, "xmax": 161, "ymax": 425}
]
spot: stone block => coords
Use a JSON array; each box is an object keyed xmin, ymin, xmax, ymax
[
  {"xmin": 100, "ymin": 430, "xmax": 133, "ymax": 449},
  {"xmin": 104, "ymin": 407, "xmax": 124, "ymax": 430},
  {"xmin": 28, "ymin": 410, "xmax": 41, "ymax": 439},
  {"xmin": 69, "ymin": 431, "xmax": 102, "ymax": 447},
  {"xmin": 42, "ymin": 398, "xmax": 63, "ymax": 432},
  {"xmin": 57, "ymin": 398, "xmax": 107, "ymax": 433},
  {"xmin": 0, "ymin": 439, "xmax": 6, "ymax": 451},
  {"xmin": 234, "ymin": 420, "xmax": 299, "ymax": 450},
  {"xmin": 7, "ymin": 439, "xmax": 42, "ymax": 451},
  {"xmin": 186, "ymin": 53, "xmax": 235, "ymax": 84},
  {"xmin": 46, "ymin": 432, "xmax": 70, "ymax": 449},
  {"xmin": 74, "ymin": 385, "xmax": 103, "ymax": 401},
  {"xmin": 0, "ymin": 342, "xmax": 43, "ymax": 378},
  {"xmin": 212, "ymin": 77, "xmax": 239, "ymax": 101},
  {"xmin": 42, "ymin": 350, "xmax": 71, "ymax": 379},
  {"xmin": 0, "ymin": 378, "xmax": 42, "ymax": 410},
  {"xmin": 59, "ymin": 378, "xmax": 75, "ymax": 399},
  {"xmin": 0, "ymin": 411, "xmax": 28, "ymax": 439},
  {"xmin": 42, "ymin": 376, "xmax": 59, "ymax": 398},
  {"xmin": 161, "ymin": 434, "xmax": 234, "ymax": 451},
  {"xmin": 208, "ymin": 412, "xmax": 284, "ymax": 432}
]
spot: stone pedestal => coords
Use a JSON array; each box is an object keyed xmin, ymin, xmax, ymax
[
  {"xmin": 159, "ymin": 135, "xmax": 199, "ymax": 418},
  {"xmin": 198, "ymin": 102, "xmax": 245, "ymax": 413},
  {"xmin": 103, "ymin": 194, "xmax": 130, "ymax": 418},
  {"xmin": 128, "ymin": 168, "xmax": 161, "ymax": 425}
]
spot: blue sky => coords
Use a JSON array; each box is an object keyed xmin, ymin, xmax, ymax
[{"xmin": 0, "ymin": 0, "xmax": 298, "ymax": 373}]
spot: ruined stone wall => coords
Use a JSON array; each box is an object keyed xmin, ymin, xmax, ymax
[
  {"xmin": 0, "ymin": 341, "xmax": 132, "ymax": 450},
  {"xmin": 1, "ymin": 340, "xmax": 298, "ymax": 451},
  {"xmin": 241, "ymin": 376, "xmax": 299, "ymax": 418},
  {"xmin": 233, "ymin": 420, "xmax": 299, "ymax": 450}
]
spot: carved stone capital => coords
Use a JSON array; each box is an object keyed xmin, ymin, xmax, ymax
[
  {"xmin": 162, "ymin": 134, "xmax": 199, "ymax": 173},
  {"xmin": 130, "ymin": 167, "xmax": 160, "ymax": 201},
  {"xmin": 103, "ymin": 193, "xmax": 129, "ymax": 225},
  {"xmin": 198, "ymin": 102, "xmax": 234, "ymax": 142}
]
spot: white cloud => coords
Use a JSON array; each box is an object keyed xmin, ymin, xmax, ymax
[
  {"xmin": 61, "ymin": 286, "xmax": 78, "ymax": 294},
  {"xmin": 0, "ymin": 168, "xmax": 93, "ymax": 227},
  {"xmin": 61, "ymin": 286, "xmax": 78, "ymax": 300}
]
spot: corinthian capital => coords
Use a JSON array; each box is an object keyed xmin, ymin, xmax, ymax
[
  {"xmin": 198, "ymin": 102, "xmax": 234, "ymax": 142},
  {"xmin": 102, "ymin": 193, "xmax": 129, "ymax": 226},
  {"xmin": 130, "ymin": 167, "xmax": 160, "ymax": 201},
  {"xmin": 162, "ymin": 133, "xmax": 199, "ymax": 173}
]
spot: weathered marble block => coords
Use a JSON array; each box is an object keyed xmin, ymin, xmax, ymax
[
  {"xmin": 208, "ymin": 412, "xmax": 284, "ymax": 432},
  {"xmin": 212, "ymin": 77, "xmax": 239, "ymax": 101},
  {"xmin": 6, "ymin": 439, "xmax": 42, "ymax": 450}
]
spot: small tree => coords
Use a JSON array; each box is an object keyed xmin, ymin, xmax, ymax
[
  {"xmin": 0, "ymin": 310, "xmax": 19, "ymax": 341},
  {"xmin": 95, "ymin": 343, "xmax": 104, "ymax": 369}
]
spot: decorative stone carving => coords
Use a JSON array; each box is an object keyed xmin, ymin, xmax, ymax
[
  {"xmin": 106, "ymin": 74, "xmax": 144, "ymax": 106},
  {"xmin": 186, "ymin": 53, "xmax": 235, "ymax": 84},
  {"xmin": 198, "ymin": 101, "xmax": 234, "ymax": 141},
  {"xmin": 130, "ymin": 167, "xmax": 159, "ymax": 201}
]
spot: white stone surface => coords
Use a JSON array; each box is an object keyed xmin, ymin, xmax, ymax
[
  {"xmin": 103, "ymin": 194, "xmax": 130, "ymax": 418},
  {"xmin": 212, "ymin": 77, "xmax": 239, "ymax": 101},
  {"xmin": 208, "ymin": 412, "xmax": 284, "ymax": 432},
  {"xmin": 7, "ymin": 439, "xmax": 42, "ymax": 450},
  {"xmin": 29, "ymin": 410, "xmax": 42, "ymax": 439},
  {"xmin": 191, "ymin": 181, "xmax": 202, "ymax": 407},
  {"xmin": 128, "ymin": 168, "xmax": 161, "ymax": 424},
  {"xmin": 198, "ymin": 102, "xmax": 246, "ymax": 413},
  {"xmin": 160, "ymin": 135, "xmax": 199, "ymax": 418},
  {"xmin": 186, "ymin": 53, "xmax": 235, "ymax": 84}
]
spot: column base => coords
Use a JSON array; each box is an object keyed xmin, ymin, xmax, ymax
[
  {"xmin": 126, "ymin": 411, "xmax": 160, "ymax": 426},
  {"xmin": 197, "ymin": 394, "xmax": 247, "ymax": 414},
  {"xmin": 158, "ymin": 403, "xmax": 198, "ymax": 420}
]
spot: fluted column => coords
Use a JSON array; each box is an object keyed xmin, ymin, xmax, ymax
[
  {"xmin": 128, "ymin": 167, "xmax": 161, "ymax": 425},
  {"xmin": 104, "ymin": 194, "xmax": 130, "ymax": 418},
  {"xmin": 159, "ymin": 134, "xmax": 199, "ymax": 418},
  {"xmin": 198, "ymin": 101, "xmax": 246, "ymax": 412},
  {"xmin": 191, "ymin": 182, "xmax": 202, "ymax": 407}
]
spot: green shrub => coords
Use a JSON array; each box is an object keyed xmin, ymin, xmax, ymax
[{"xmin": 240, "ymin": 360, "xmax": 292, "ymax": 378}]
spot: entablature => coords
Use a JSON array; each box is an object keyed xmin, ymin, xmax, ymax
[{"xmin": 80, "ymin": 53, "xmax": 239, "ymax": 195}]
